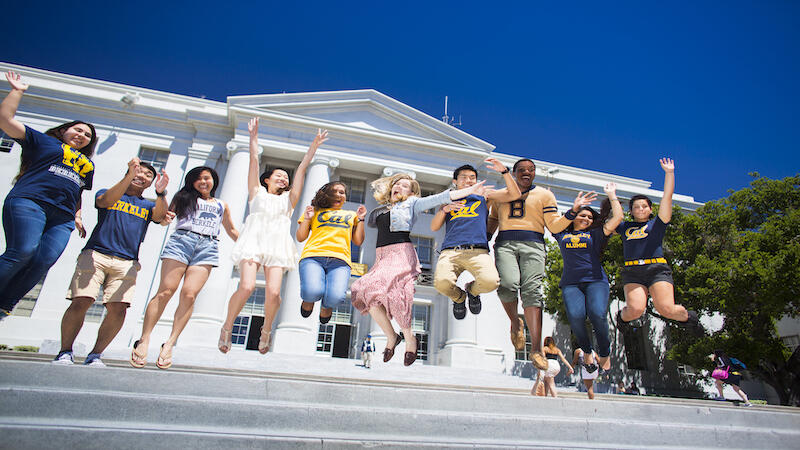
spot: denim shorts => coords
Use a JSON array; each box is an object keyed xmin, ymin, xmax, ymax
[{"xmin": 161, "ymin": 230, "xmax": 219, "ymax": 267}]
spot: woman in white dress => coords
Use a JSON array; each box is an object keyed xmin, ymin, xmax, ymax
[
  {"xmin": 218, "ymin": 118, "xmax": 327, "ymax": 354},
  {"xmin": 540, "ymin": 336, "xmax": 573, "ymax": 397}
]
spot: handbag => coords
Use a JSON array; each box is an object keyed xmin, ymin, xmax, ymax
[{"xmin": 711, "ymin": 366, "xmax": 730, "ymax": 380}]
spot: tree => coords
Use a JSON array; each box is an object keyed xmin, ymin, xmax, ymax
[{"xmin": 543, "ymin": 174, "xmax": 800, "ymax": 404}]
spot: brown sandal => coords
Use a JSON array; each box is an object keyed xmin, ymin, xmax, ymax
[{"xmin": 258, "ymin": 327, "xmax": 271, "ymax": 354}]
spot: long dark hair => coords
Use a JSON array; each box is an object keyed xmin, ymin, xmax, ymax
[
  {"xmin": 566, "ymin": 198, "xmax": 612, "ymax": 232},
  {"xmin": 311, "ymin": 181, "xmax": 346, "ymax": 209},
  {"xmin": 629, "ymin": 194, "xmax": 653, "ymax": 218},
  {"xmin": 170, "ymin": 166, "xmax": 220, "ymax": 219},
  {"xmin": 14, "ymin": 120, "xmax": 98, "ymax": 183}
]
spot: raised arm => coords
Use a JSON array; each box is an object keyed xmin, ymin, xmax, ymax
[
  {"xmin": 484, "ymin": 158, "xmax": 521, "ymax": 202},
  {"xmin": 602, "ymin": 182, "xmax": 624, "ymax": 236},
  {"xmin": 221, "ymin": 201, "xmax": 239, "ymax": 241},
  {"xmin": 449, "ymin": 180, "xmax": 491, "ymax": 201},
  {"xmin": 96, "ymin": 158, "xmax": 140, "ymax": 208},
  {"xmin": 151, "ymin": 170, "xmax": 170, "ymax": 222},
  {"xmin": 658, "ymin": 158, "xmax": 674, "ymax": 224},
  {"xmin": 247, "ymin": 118, "xmax": 261, "ymax": 201},
  {"xmin": 352, "ymin": 205, "xmax": 367, "ymax": 246},
  {"xmin": 544, "ymin": 190, "xmax": 597, "ymax": 234},
  {"xmin": 296, "ymin": 206, "xmax": 314, "ymax": 242},
  {"xmin": 0, "ymin": 71, "xmax": 28, "ymax": 139},
  {"xmin": 290, "ymin": 129, "xmax": 328, "ymax": 208}
]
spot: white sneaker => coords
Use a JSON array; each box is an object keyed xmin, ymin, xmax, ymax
[
  {"xmin": 52, "ymin": 351, "xmax": 74, "ymax": 365},
  {"xmin": 84, "ymin": 353, "xmax": 106, "ymax": 367}
]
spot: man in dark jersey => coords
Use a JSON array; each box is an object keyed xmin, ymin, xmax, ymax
[
  {"xmin": 52, "ymin": 158, "xmax": 170, "ymax": 366},
  {"xmin": 432, "ymin": 159, "xmax": 520, "ymax": 319}
]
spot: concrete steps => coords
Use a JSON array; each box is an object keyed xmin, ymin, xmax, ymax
[{"xmin": 1, "ymin": 354, "xmax": 798, "ymax": 449}]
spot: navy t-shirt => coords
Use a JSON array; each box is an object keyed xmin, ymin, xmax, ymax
[
  {"xmin": 616, "ymin": 216, "xmax": 668, "ymax": 261},
  {"xmin": 84, "ymin": 190, "xmax": 155, "ymax": 260},
  {"xmin": 554, "ymin": 227, "xmax": 609, "ymax": 287},
  {"xmin": 9, "ymin": 126, "xmax": 94, "ymax": 216},
  {"xmin": 440, "ymin": 194, "xmax": 489, "ymax": 249}
]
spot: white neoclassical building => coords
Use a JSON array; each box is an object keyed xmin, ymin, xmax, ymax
[{"xmin": 0, "ymin": 62, "xmax": 704, "ymax": 376}]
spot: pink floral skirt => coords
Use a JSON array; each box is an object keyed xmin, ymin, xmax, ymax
[{"xmin": 351, "ymin": 242, "xmax": 420, "ymax": 329}]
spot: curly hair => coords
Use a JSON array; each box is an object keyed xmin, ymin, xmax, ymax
[
  {"xmin": 371, "ymin": 173, "xmax": 420, "ymax": 205},
  {"xmin": 311, "ymin": 181, "xmax": 347, "ymax": 209}
]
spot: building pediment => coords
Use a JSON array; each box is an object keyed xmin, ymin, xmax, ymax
[{"xmin": 228, "ymin": 90, "xmax": 493, "ymax": 152}]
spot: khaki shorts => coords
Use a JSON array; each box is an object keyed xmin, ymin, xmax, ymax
[{"xmin": 67, "ymin": 249, "xmax": 141, "ymax": 304}]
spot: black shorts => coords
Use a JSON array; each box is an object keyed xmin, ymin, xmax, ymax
[
  {"xmin": 724, "ymin": 372, "xmax": 742, "ymax": 386},
  {"xmin": 621, "ymin": 263, "xmax": 674, "ymax": 287}
]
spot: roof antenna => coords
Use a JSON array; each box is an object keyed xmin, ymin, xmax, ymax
[{"xmin": 442, "ymin": 96, "xmax": 462, "ymax": 126}]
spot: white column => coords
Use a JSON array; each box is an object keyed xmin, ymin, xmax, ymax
[
  {"xmin": 178, "ymin": 141, "xmax": 254, "ymax": 349},
  {"xmin": 437, "ymin": 273, "xmax": 482, "ymax": 368},
  {"xmin": 271, "ymin": 156, "xmax": 339, "ymax": 355}
]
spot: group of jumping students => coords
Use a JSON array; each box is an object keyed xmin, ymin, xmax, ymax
[{"xmin": 1, "ymin": 71, "xmax": 710, "ymax": 391}]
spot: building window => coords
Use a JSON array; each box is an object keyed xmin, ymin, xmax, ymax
[
  {"xmin": 515, "ymin": 317, "xmax": 532, "ymax": 362},
  {"xmin": 138, "ymin": 147, "xmax": 169, "ymax": 172},
  {"xmin": 0, "ymin": 131, "xmax": 15, "ymax": 153},
  {"xmin": 240, "ymin": 286, "xmax": 265, "ymax": 316},
  {"xmin": 330, "ymin": 302, "xmax": 353, "ymax": 324},
  {"xmin": 783, "ymin": 335, "xmax": 800, "ymax": 352},
  {"xmin": 410, "ymin": 235, "xmax": 434, "ymax": 266},
  {"xmin": 339, "ymin": 176, "xmax": 366, "ymax": 204},
  {"xmin": 232, "ymin": 316, "xmax": 250, "ymax": 347},
  {"xmin": 317, "ymin": 324, "xmax": 334, "ymax": 353},
  {"xmin": 10, "ymin": 276, "xmax": 45, "ymax": 317},
  {"xmin": 411, "ymin": 304, "xmax": 430, "ymax": 361},
  {"xmin": 677, "ymin": 364, "xmax": 696, "ymax": 376}
]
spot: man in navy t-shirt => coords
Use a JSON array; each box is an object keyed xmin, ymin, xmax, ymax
[
  {"xmin": 432, "ymin": 160, "xmax": 521, "ymax": 319},
  {"xmin": 52, "ymin": 158, "xmax": 170, "ymax": 366}
]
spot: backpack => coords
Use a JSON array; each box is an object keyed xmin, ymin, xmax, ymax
[{"xmin": 729, "ymin": 357, "xmax": 746, "ymax": 370}]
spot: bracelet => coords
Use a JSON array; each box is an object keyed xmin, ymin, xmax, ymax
[
  {"xmin": 564, "ymin": 209, "xmax": 577, "ymax": 220},
  {"xmin": 156, "ymin": 190, "xmax": 167, "ymax": 197},
  {"xmin": 500, "ymin": 168, "xmax": 510, "ymax": 174}
]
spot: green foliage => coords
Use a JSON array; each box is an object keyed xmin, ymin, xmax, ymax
[
  {"xmin": 12, "ymin": 345, "xmax": 39, "ymax": 352},
  {"xmin": 0, "ymin": 344, "xmax": 9, "ymax": 351}
]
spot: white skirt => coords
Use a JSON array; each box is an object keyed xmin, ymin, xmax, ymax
[
  {"xmin": 230, "ymin": 189, "xmax": 299, "ymax": 269},
  {"xmin": 544, "ymin": 359, "xmax": 561, "ymax": 377}
]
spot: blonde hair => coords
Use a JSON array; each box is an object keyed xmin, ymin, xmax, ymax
[{"xmin": 371, "ymin": 173, "xmax": 421, "ymax": 205}]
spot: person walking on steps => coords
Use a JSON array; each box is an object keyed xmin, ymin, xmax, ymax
[
  {"xmin": 361, "ymin": 335, "xmax": 375, "ymax": 368},
  {"xmin": 710, "ymin": 350, "xmax": 752, "ymax": 406}
]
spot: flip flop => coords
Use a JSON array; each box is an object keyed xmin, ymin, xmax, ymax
[
  {"xmin": 129, "ymin": 340, "xmax": 147, "ymax": 368},
  {"xmin": 156, "ymin": 343, "xmax": 173, "ymax": 370}
]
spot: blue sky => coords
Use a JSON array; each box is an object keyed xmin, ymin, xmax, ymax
[{"xmin": 6, "ymin": 1, "xmax": 798, "ymax": 202}]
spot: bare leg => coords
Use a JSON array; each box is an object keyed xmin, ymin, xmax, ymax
[
  {"xmin": 523, "ymin": 306, "xmax": 543, "ymax": 352},
  {"xmin": 732, "ymin": 385, "xmax": 750, "ymax": 403},
  {"xmin": 401, "ymin": 326, "xmax": 416, "ymax": 354},
  {"xmin": 650, "ymin": 281, "xmax": 689, "ymax": 321},
  {"xmin": 59, "ymin": 297, "xmax": 94, "ymax": 352},
  {"xmin": 137, "ymin": 259, "xmax": 187, "ymax": 351},
  {"xmin": 530, "ymin": 370, "xmax": 542, "ymax": 395},
  {"xmin": 163, "ymin": 264, "xmax": 213, "ymax": 351},
  {"xmin": 584, "ymin": 379, "xmax": 595, "ymax": 400},
  {"xmin": 222, "ymin": 260, "xmax": 259, "ymax": 330},
  {"xmin": 368, "ymin": 304, "xmax": 397, "ymax": 345},
  {"xmin": 621, "ymin": 284, "xmax": 648, "ymax": 321},
  {"xmin": 715, "ymin": 379, "xmax": 725, "ymax": 397},
  {"xmin": 546, "ymin": 376, "xmax": 558, "ymax": 397},
  {"xmin": 89, "ymin": 303, "xmax": 127, "ymax": 354}
]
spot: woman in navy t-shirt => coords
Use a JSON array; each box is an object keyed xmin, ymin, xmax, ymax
[
  {"xmin": 614, "ymin": 158, "xmax": 699, "ymax": 332},
  {"xmin": 554, "ymin": 182, "xmax": 623, "ymax": 371},
  {"xmin": 0, "ymin": 71, "xmax": 97, "ymax": 316}
]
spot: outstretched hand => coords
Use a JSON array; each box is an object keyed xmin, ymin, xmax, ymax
[
  {"xmin": 603, "ymin": 182, "xmax": 617, "ymax": 198},
  {"xmin": 310, "ymin": 128, "xmax": 329, "ymax": 150},
  {"xmin": 356, "ymin": 205, "xmax": 367, "ymax": 220},
  {"xmin": 162, "ymin": 210, "xmax": 176, "ymax": 225},
  {"xmin": 5, "ymin": 71, "xmax": 29, "ymax": 92},
  {"xmin": 248, "ymin": 118, "xmax": 259, "ymax": 137},
  {"xmin": 127, "ymin": 157, "xmax": 141, "ymax": 176},
  {"xmin": 485, "ymin": 157, "xmax": 509, "ymax": 174},
  {"xmin": 572, "ymin": 191, "xmax": 598, "ymax": 211},
  {"xmin": 441, "ymin": 202, "xmax": 465, "ymax": 213},
  {"xmin": 467, "ymin": 180, "xmax": 494, "ymax": 197},
  {"xmin": 154, "ymin": 169, "xmax": 169, "ymax": 193},
  {"xmin": 304, "ymin": 205, "xmax": 315, "ymax": 220},
  {"xmin": 660, "ymin": 158, "xmax": 674, "ymax": 173}
]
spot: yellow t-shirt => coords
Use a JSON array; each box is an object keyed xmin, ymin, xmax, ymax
[{"xmin": 298, "ymin": 208, "xmax": 359, "ymax": 265}]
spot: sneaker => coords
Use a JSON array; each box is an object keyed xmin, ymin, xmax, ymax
[
  {"xmin": 465, "ymin": 281, "xmax": 482, "ymax": 315},
  {"xmin": 52, "ymin": 351, "xmax": 74, "ymax": 365},
  {"xmin": 530, "ymin": 351, "xmax": 548, "ymax": 371},
  {"xmin": 676, "ymin": 310, "xmax": 704, "ymax": 337},
  {"xmin": 713, "ymin": 395, "xmax": 726, "ymax": 401},
  {"xmin": 743, "ymin": 402, "xmax": 753, "ymax": 407},
  {"xmin": 452, "ymin": 300, "xmax": 467, "ymax": 320},
  {"xmin": 616, "ymin": 310, "xmax": 643, "ymax": 330},
  {"xmin": 84, "ymin": 353, "xmax": 106, "ymax": 367}
]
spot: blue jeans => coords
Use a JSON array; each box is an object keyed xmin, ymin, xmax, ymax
[
  {"xmin": 562, "ymin": 281, "xmax": 611, "ymax": 357},
  {"xmin": 0, "ymin": 197, "xmax": 75, "ymax": 311},
  {"xmin": 299, "ymin": 257, "xmax": 351, "ymax": 309}
]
